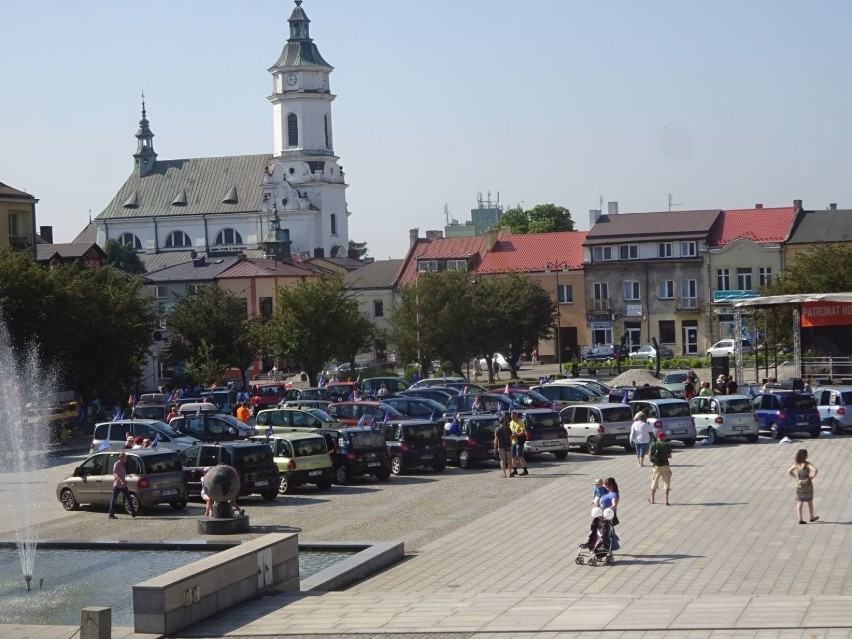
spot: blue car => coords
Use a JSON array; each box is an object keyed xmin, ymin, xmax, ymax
[{"xmin": 752, "ymin": 391, "xmax": 820, "ymax": 440}]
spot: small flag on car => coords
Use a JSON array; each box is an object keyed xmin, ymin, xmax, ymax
[{"xmin": 151, "ymin": 434, "xmax": 159, "ymax": 449}]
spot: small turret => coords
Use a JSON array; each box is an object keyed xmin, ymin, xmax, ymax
[{"xmin": 133, "ymin": 94, "xmax": 157, "ymax": 178}]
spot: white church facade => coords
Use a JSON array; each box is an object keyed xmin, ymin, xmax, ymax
[{"xmin": 89, "ymin": 0, "xmax": 350, "ymax": 261}]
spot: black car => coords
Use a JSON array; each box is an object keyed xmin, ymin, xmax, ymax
[
  {"xmin": 382, "ymin": 396, "xmax": 448, "ymax": 419},
  {"xmin": 445, "ymin": 393, "xmax": 513, "ymax": 415},
  {"xmin": 178, "ymin": 441, "xmax": 280, "ymax": 501},
  {"xmin": 443, "ymin": 414, "xmax": 500, "ymax": 468},
  {"xmin": 514, "ymin": 409, "xmax": 569, "ymax": 459},
  {"xmin": 582, "ymin": 344, "xmax": 627, "ymax": 362},
  {"xmin": 319, "ymin": 426, "xmax": 391, "ymax": 484},
  {"xmin": 397, "ymin": 387, "xmax": 459, "ymax": 404},
  {"xmin": 382, "ymin": 420, "xmax": 446, "ymax": 475},
  {"xmin": 169, "ymin": 412, "xmax": 255, "ymax": 442},
  {"xmin": 608, "ymin": 385, "xmax": 674, "ymax": 403}
]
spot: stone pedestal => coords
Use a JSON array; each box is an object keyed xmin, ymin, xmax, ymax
[
  {"xmin": 197, "ymin": 514, "xmax": 250, "ymax": 535},
  {"xmin": 80, "ymin": 606, "xmax": 111, "ymax": 639}
]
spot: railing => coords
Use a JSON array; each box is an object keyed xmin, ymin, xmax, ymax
[
  {"xmin": 589, "ymin": 299, "xmax": 611, "ymax": 311},
  {"xmin": 800, "ymin": 357, "xmax": 852, "ymax": 384},
  {"xmin": 676, "ymin": 297, "xmax": 700, "ymax": 311}
]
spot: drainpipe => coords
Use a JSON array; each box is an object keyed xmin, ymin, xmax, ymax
[
  {"xmin": 153, "ymin": 217, "xmax": 159, "ymax": 252},
  {"xmin": 202, "ymin": 214, "xmax": 210, "ymax": 253}
]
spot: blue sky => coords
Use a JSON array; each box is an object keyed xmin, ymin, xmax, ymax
[{"xmin": 2, "ymin": 1, "xmax": 850, "ymax": 258}]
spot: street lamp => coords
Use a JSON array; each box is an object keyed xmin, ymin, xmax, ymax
[{"xmin": 545, "ymin": 261, "xmax": 569, "ymax": 372}]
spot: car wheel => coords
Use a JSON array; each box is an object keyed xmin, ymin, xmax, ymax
[
  {"xmin": 391, "ymin": 456, "xmax": 404, "ymax": 475},
  {"xmin": 683, "ymin": 438, "xmax": 696, "ymax": 448},
  {"xmin": 458, "ymin": 450, "xmax": 471, "ymax": 469},
  {"xmin": 375, "ymin": 468, "xmax": 391, "ymax": 481},
  {"xmin": 261, "ymin": 489, "xmax": 278, "ymax": 501},
  {"xmin": 586, "ymin": 436, "xmax": 601, "ymax": 455},
  {"xmin": 809, "ymin": 429, "xmax": 821, "ymax": 439},
  {"xmin": 770, "ymin": 423, "xmax": 782, "ymax": 440},
  {"xmin": 554, "ymin": 451, "xmax": 568, "ymax": 460},
  {"xmin": 60, "ymin": 488, "xmax": 79, "ymax": 511},
  {"xmin": 830, "ymin": 419, "xmax": 842, "ymax": 435},
  {"xmin": 278, "ymin": 475, "xmax": 291, "ymax": 495},
  {"xmin": 124, "ymin": 493, "xmax": 141, "ymax": 516},
  {"xmin": 746, "ymin": 434, "xmax": 759, "ymax": 443},
  {"xmin": 334, "ymin": 465, "xmax": 350, "ymax": 485},
  {"xmin": 316, "ymin": 481, "xmax": 332, "ymax": 490},
  {"xmin": 170, "ymin": 500, "xmax": 187, "ymax": 511},
  {"xmin": 706, "ymin": 428, "xmax": 717, "ymax": 445},
  {"xmin": 432, "ymin": 463, "xmax": 446, "ymax": 473}
]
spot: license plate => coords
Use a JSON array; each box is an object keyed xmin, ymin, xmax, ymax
[
  {"xmin": 367, "ymin": 462, "xmax": 380, "ymax": 467},
  {"xmin": 421, "ymin": 454, "xmax": 434, "ymax": 460},
  {"xmin": 797, "ymin": 422, "xmax": 808, "ymax": 426},
  {"xmin": 308, "ymin": 470, "xmax": 322, "ymax": 476},
  {"xmin": 160, "ymin": 488, "xmax": 178, "ymax": 496},
  {"xmin": 254, "ymin": 480, "xmax": 268, "ymax": 487},
  {"xmin": 672, "ymin": 429, "xmax": 686, "ymax": 435},
  {"xmin": 540, "ymin": 441, "xmax": 557, "ymax": 447}
]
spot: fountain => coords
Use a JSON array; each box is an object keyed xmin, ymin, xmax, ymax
[{"xmin": 0, "ymin": 322, "xmax": 54, "ymax": 592}]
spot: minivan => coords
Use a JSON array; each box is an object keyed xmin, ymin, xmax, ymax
[
  {"xmin": 815, "ymin": 386, "xmax": 852, "ymax": 434},
  {"xmin": 629, "ymin": 399, "xmax": 697, "ymax": 447},
  {"xmin": 169, "ymin": 411, "xmax": 255, "ymax": 442},
  {"xmin": 255, "ymin": 407, "xmax": 327, "ymax": 430},
  {"xmin": 179, "ymin": 442, "xmax": 280, "ymax": 501},
  {"xmin": 383, "ymin": 420, "xmax": 446, "ymax": 474},
  {"xmin": 442, "ymin": 414, "xmax": 499, "ymax": 468},
  {"xmin": 560, "ymin": 403, "xmax": 633, "ymax": 454},
  {"xmin": 249, "ymin": 432, "xmax": 333, "ymax": 494},
  {"xmin": 90, "ymin": 419, "xmax": 201, "ymax": 452}
]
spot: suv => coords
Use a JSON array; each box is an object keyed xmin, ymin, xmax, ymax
[
  {"xmin": 360, "ymin": 377, "xmax": 410, "ymax": 398},
  {"xmin": 90, "ymin": 419, "xmax": 200, "ymax": 452},
  {"xmin": 179, "ymin": 442, "xmax": 280, "ymax": 501},
  {"xmin": 629, "ymin": 399, "xmax": 697, "ymax": 447},
  {"xmin": 815, "ymin": 386, "xmax": 852, "ymax": 435},
  {"xmin": 560, "ymin": 403, "xmax": 634, "ymax": 454},
  {"xmin": 443, "ymin": 414, "xmax": 499, "ymax": 468},
  {"xmin": 515, "ymin": 409, "xmax": 569, "ymax": 459},
  {"xmin": 248, "ymin": 432, "xmax": 333, "ymax": 494},
  {"xmin": 582, "ymin": 344, "xmax": 626, "ymax": 362},
  {"xmin": 255, "ymin": 407, "xmax": 327, "ymax": 431},
  {"xmin": 383, "ymin": 420, "xmax": 446, "ymax": 474},
  {"xmin": 319, "ymin": 426, "xmax": 391, "ymax": 484},
  {"xmin": 56, "ymin": 449, "xmax": 188, "ymax": 513},
  {"xmin": 752, "ymin": 391, "xmax": 820, "ymax": 439}
]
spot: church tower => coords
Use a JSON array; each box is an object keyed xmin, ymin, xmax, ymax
[
  {"xmin": 264, "ymin": 0, "xmax": 350, "ymax": 259},
  {"xmin": 133, "ymin": 97, "xmax": 157, "ymax": 178}
]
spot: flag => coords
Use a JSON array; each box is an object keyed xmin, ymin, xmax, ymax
[
  {"xmin": 747, "ymin": 385, "xmax": 756, "ymax": 399},
  {"xmin": 265, "ymin": 424, "xmax": 274, "ymax": 438},
  {"xmin": 383, "ymin": 410, "xmax": 390, "ymax": 423},
  {"xmin": 357, "ymin": 413, "xmax": 366, "ymax": 426},
  {"xmin": 347, "ymin": 392, "xmax": 355, "ymax": 401},
  {"xmin": 430, "ymin": 408, "xmax": 436, "ymax": 422},
  {"xmin": 515, "ymin": 380, "xmax": 520, "ymax": 389},
  {"xmin": 97, "ymin": 439, "xmax": 110, "ymax": 451},
  {"xmin": 151, "ymin": 434, "xmax": 159, "ymax": 449},
  {"xmin": 112, "ymin": 411, "xmax": 124, "ymax": 422},
  {"xmin": 621, "ymin": 392, "xmax": 629, "ymax": 405},
  {"xmin": 356, "ymin": 372, "xmax": 362, "ymax": 384},
  {"xmin": 551, "ymin": 400, "xmax": 558, "ymax": 412},
  {"xmin": 504, "ymin": 383, "xmax": 510, "ymax": 393},
  {"xmin": 318, "ymin": 375, "xmax": 326, "ymax": 388},
  {"xmin": 369, "ymin": 413, "xmax": 377, "ymax": 426},
  {"xmin": 443, "ymin": 371, "xmax": 447, "ymax": 381},
  {"xmin": 195, "ymin": 405, "xmax": 202, "ymax": 417}
]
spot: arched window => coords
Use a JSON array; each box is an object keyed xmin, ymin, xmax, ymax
[
  {"xmin": 287, "ymin": 113, "xmax": 298, "ymax": 147},
  {"xmin": 330, "ymin": 213, "xmax": 337, "ymax": 235},
  {"xmin": 164, "ymin": 230, "xmax": 192, "ymax": 248},
  {"xmin": 214, "ymin": 228, "xmax": 243, "ymax": 245},
  {"xmin": 117, "ymin": 232, "xmax": 142, "ymax": 249},
  {"xmin": 324, "ymin": 114, "xmax": 330, "ymax": 148}
]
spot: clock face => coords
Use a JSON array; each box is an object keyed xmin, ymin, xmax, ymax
[{"xmin": 285, "ymin": 73, "xmax": 297, "ymax": 87}]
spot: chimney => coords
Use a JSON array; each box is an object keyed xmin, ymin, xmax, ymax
[
  {"xmin": 193, "ymin": 254, "xmax": 206, "ymax": 267},
  {"xmin": 409, "ymin": 228, "xmax": 419, "ymax": 247},
  {"xmin": 755, "ymin": 203, "xmax": 763, "ymax": 209},
  {"xmin": 499, "ymin": 225, "xmax": 511, "ymax": 234},
  {"xmin": 313, "ymin": 247, "xmax": 325, "ymax": 258},
  {"xmin": 793, "ymin": 199, "xmax": 803, "ymax": 212},
  {"xmin": 39, "ymin": 225, "xmax": 53, "ymax": 244},
  {"xmin": 589, "ymin": 209, "xmax": 602, "ymax": 226},
  {"xmin": 829, "ymin": 203, "xmax": 838, "ymax": 210},
  {"xmin": 425, "ymin": 230, "xmax": 437, "ymax": 241},
  {"xmin": 485, "ymin": 228, "xmax": 498, "ymax": 251},
  {"xmin": 607, "ymin": 201, "xmax": 619, "ymax": 215}
]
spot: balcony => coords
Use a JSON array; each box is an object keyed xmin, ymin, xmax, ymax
[
  {"xmin": 676, "ymin": 297, "xmax": 701, "ymax": 312},
  {"xmin": 588, "ymin": 299, "xmax": 612, "ymax": 311},
  {"xmin": 713, "ymin": 290, "xmax": 758, "ymax": 303},
  {"xmin": 8, "ymin": 235, "xmax": 33, "ymax": 250}
]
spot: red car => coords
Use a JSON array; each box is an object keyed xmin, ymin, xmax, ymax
[
  {"xmin": 492, "ymin": 388, "xmax": 553, "ymax": 409},
  {"xmin": 326, "ymin": 401, "xmax": 407, "ymax": 426},
  {"xmin": 249, "ymin": 382, "xmax": 289, "ymax": 416}
]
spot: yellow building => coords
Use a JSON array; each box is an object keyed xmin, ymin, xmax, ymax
[{"xmin": 0, "ymin": 181, "xmax": 37, "ymax": 256}]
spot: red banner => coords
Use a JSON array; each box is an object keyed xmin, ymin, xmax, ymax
[{"xmin": 800, "ymin": 301, "xmax": 852, "ymax": 327}]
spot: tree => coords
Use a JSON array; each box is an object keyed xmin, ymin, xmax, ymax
[
  {"xmin": 335, "ymin": 305, "xmax": 376, "ymax": 374},
  {"xmin": 499, "ymin": 207, "xmax": 529, "ymax": 234},
  {"xmin": 184, "ymin": 339, "xmax": 226, "ymax": 389},
  {"xmin": 165, "ymin": 286, "xmax": 259, "ymax": 388},
  {"xmin": 103, "ymin": 239, "xmax": 146, "ymax": 275},
  {"xmin": 348, "ymin": 239, "xmax": 368, "ymax": 260},
  {"xmin": 263, "ymin": 275, "xmax": 370, "ymax": 384},
  {"xmin": 496, "ymin": 204, "xmax": 574, "ymax": 235}
]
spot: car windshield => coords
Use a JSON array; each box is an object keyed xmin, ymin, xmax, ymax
[
  {"xmin": 151, "ymin": 422, "xmax": 182, "ymax": 437},
  {"xmin": 722, "ymin": 399, "xmax": 753, "ymax": 414},
  {"xmin": 306, "ymin": 409, "xmax": 335, "ymax": 423},
  {"xmin": 133, "ymin": 406, "xmax": 167, "ymax": 420},
  {"xmin": 600, "ymin": 406, "xmax": 633, "ymax": 422},
  {"xmin": 300, "ymin": 389, "xmax": 328, "ymax": 400},
  {"xmin": 403, "ymin": 423, "xmax": 442, "ymax": 440},
  {"xmin": 143, "ymin": 453, "xmax": 182, "ymax": 474},
  {"xmin": 780, "ymin": 394, "xmax": 817, "ymax": 409},
  {"xmin": 292, "ymin": 437, "xmax": 327, "ymax": 457},
  {"xmin": 659, "ymin": 403, "xmax": 691, "ymax": 418},
  {"xmin": 348, "ymin": 431, "xmax": 386, "ymax": 450},
  {"xmin": 524, "ymin": 412, "xmax": 561, "ymax": 429},
  {"xmin": 663, "ymin": 373, "xmax": 688, "ymax": 384}
]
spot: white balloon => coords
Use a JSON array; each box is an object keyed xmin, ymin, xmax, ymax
[
  {"xmin": 603, "ymin": 508, "xmax": 615, "ymax": 521},
  {"xmin": 591, "ymin": 507, "xmax": 603, "ymax": 518}
]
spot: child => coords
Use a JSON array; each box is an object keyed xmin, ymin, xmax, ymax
[{"xmin": 592, "ymin": 478, "xmax": 607, "ymax": 506}]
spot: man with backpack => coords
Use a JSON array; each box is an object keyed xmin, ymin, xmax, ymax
[{"xmin": 648, "ymin": 432, "xmax": 672, "ymax": 505}]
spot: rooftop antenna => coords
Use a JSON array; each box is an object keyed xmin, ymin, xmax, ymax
[
  {"xmin": 444, "ymin": 203, "xmax": 457, "ymax": 225},
  {"xmin": 668, "ymin": 193, "xmax": 683, "ymax": 212}
]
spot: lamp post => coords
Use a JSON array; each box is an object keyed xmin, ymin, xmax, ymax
[{"xmin": 545, "ymin": 261, "xmax": 569, "ymax": 372}]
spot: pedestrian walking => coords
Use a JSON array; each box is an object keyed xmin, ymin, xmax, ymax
[
  {"xmin": 493, "ymin": 414, "xmax": 512, "ymax": 478},
  {"xmin": 787, "ymin": 448, "xmax": 819, "ymax": 524},
  {"xmin": 108, "ymin": 452, "xmax": 136, "ymax": 519},
  {"xmin": 629, "ymin": 411, "xmax": 654, "ymax": 467},
  {"xmin": 648, "ymin": 432, "xmax": 672, "ymax": 505},
  {"xmin": 508, "ymin": 411, "xmax": 528, "ymax": 476}
]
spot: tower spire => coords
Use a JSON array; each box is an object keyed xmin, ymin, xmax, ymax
[{"xmin": 133, "ymin": 92, "xmax": 157, "ymax": 177}]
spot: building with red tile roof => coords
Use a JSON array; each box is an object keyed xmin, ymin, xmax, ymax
[{"xmin": 396, "ymin": 229, "xmax": 487, "ymax": 287}]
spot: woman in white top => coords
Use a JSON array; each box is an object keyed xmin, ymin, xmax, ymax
[{"xmin": 629, "ymin": 411, "xmax": 654, "ymax": 467}]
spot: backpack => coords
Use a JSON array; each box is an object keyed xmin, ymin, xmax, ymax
[{"xmin": 649, "ymin": 443, "xmax": 662, "ymax": 465}]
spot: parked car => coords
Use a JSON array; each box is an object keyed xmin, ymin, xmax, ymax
[
  {"xmin": 382, "ymin": 396, "xmax": 448, "ymax": 419},
  {"xmin": 319, "ymin": 425, "xmax": 391, "ymax": 484},
  {"xmin": 445, "ymin": 392, "xmax": 513, "ymax": 415},
  {"xmin": 660, "ymin": 370, "xmax": 699, "ymax": 399},
  {"xmin": 397, "ymin": 387, "xmax": 459, "ymax": 405},
  {"xmin": 359, "ymin": 377, "xmax": 410, "ymax": 398},
  {"xmin": 491, "ymin": 388, "xmax": 552, "ymax": 409},
  {"xmin": 283, "ymin": 387, "xmax": 331, "ymax": 402},
  {"xmin": 169, "ymin": 411, "xmax": 255, "ymax": 442},
  {"xmin": 814, "ymin": 386, "xmax": 852, "ymax": 434},
  {"xmin": 707, "ymin": 339, "xmax": 754, "ymax": 357},
  {"xmin": 90, "ymin": 419, "xmax": 201, "ymax": 453},
  {"xmin": 609, "ymin": 385, "xmax": 674, "ymax": 403},
  {"xmin": 627, "ymin": 344, "xmax": 675, "ymax": 361},
  {"xmin": 178, "ymin": 441, "xmax": 280, "ymax": 501},
  {"xmin": 409, "ymin": 376, "xmax": 467, "ymax": 389},
  {"xmin": 302, "ymin": 407, "xmax": 343, "ymax": 428},
  {"xmin": 326, "ymin": 381, "xmax": 357, "ymax": 402},
  {"xmin": 478, "ymin": 353, "xmax": 518, "ymax": 372},
  {"xmin": 443, "ymin": 414, "xmax": 500, "ymax": 468},
  {"xmin": 248, "ymin": 432, "xmax": 333, "ymax": 494},
  {"xmin": 560, "ymin": 403, "xmax": 634, "ymax": 454},
  {"xmin": 582, "ymin": 344, "xmax": 626, "ymax": 362},
  {"xmin": 255, "ymin": 407, "xmax": 327, "ymax": 431},
  {"xmin": 514, "ymin": 409, "xmax": 569, "ymax": 459},
  {"xmin": 57, "ymin": 449, "xmax": 188, "ymax": 513},
  {"xmin": 132, "ymin": 395, "xmax": 170, "ymax": 421},
  {"xmin": 383, "ymin": 420, "xmax": 446, "ymax": 474},
  {"xmin": 325, "ymin": 401, "xmax": 406, "ymax": 426},
  {"xmin": 752, "ymin": 391, "xmax": 820, "ymax": 440},
  {"xmin": 279, "ymin": 399, "xmax": 333, "ymax": 412},
  {"xmin": 550, "ymin": 378, "xmax": 612, "ymax": 395},
  {"xmin": 532, "ymin": 383, "xmax": 602, "ymax": 407},
  {"xmin": 249, "ymin": 382, "xmax": 289, "ymax": 416},
  {"xmin": 688, "ymin": 395, "xmax": 759, "ymax": 444},
  {"xmin": 629, "ymin": 399, "xmax": 697, "ymax": 447}
]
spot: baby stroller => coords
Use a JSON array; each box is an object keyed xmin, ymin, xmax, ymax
[{"xmin": 576, "ymin": 507, "xmax": 618, "ymax": 566}]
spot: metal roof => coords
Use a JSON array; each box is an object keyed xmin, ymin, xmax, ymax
[
  {"xmin": 585, "ymin": 210, "xmax": 721, "ymax": 245},
  {"xmin": 96, "ymin": 154, "xmax": 272, "ymax": 220},
  {"xmin": 143, "ymin": 255, "xmax": 243, "ymax": 283},
  {"xmin": 786, "ymin": 209, "xmax": 852, "ymax": 244},
  {"xmin": 344, "ymin": 259, "xmax": 403, "ymax": 289},
  {"xmin": 35, "ymin": 243, "xmax": 104, "ymax": 261},
  {"xmin": 217, "ymin": 258, "xmax": 318, "ymax": 279},
  {"xmin": 72, "ymin": 222, "xmax": 98, "ymax": 244}
]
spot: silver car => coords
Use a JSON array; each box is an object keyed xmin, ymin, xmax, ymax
[
  {"xmin": 629, "ymin": 399, "xmax": 697, "ymax": 447},
  {"xmin": 560, "ymin": 403, "xmax": 634, "ymax": 454},
  {"xmin": 90, "ymin": 419, "xmax": 200, "ymax": 452},
  {"xmin": 815, "ymin": 386, "xmax": 852, "ymax": 434},
  {"xmin": 688, "ymin": 395, "xmax": 758, "ymax": 444}
]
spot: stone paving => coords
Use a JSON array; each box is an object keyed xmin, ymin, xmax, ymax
[{"xmin": 3, "ymin": 396, "xmax": 851, "ymax": 638}]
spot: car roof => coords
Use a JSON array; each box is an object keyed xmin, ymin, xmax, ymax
[
  {"xmin": 330, "ymin": 401, "xmax": 385, "ymax": 406},
  {"xmin": 629, "ymin": 398, "xmax": 688, "ymax": 405},
  {"xmin": 96, "ymin": 418, "xmax": 164, "ymax": 426},
  {"xmin": 693, "ymin": 394, "xmax": 751, "ymax": 401},
  {"xmin": 96, "ymin": 448, "xmax": 177, "ymax": 457},
  {"xmin": 512, "ymin": 408, "xmax": 558, "ymax": 414},
  {"xmin": 249, "ymin": 432, "xmax": 322, "ymax": 442},
  {"xmin": 196, "ymin": 440, "xmax": 268, "ymax": 448},
  {"xmin": 566, "ymin": 402, "xmax": 631, "ymax": 410},
  {"xmin": 815, "ymin": 385, "xmax": 852, "ymax": 390}
]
